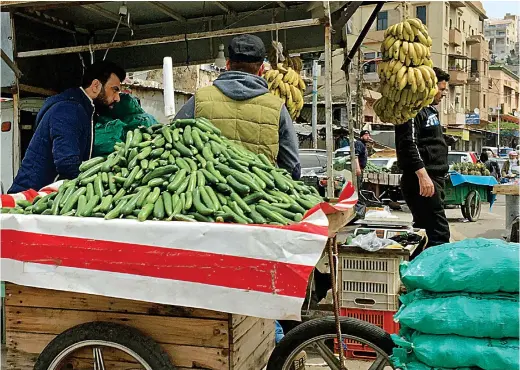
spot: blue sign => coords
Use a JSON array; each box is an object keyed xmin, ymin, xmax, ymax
[{"xmin": 465, "ymin": 113, "xmax": 480, "ymax": 124}]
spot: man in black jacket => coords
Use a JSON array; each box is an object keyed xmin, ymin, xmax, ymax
[{"xmin": 395, "ymin": 67, "xmax": 450, "ymax": 247}]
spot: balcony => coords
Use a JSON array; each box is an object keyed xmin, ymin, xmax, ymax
[
  {"xmin": 448, "ymin": 112, "xmax": 466, "ymax": 126},
  {"xmin": 449, "ymin": 28, "xmax": 462, "ymax": 46},
  {"xmin": 450, "ymin": 1, "xmax": 466, "ymax": 8},
  {"xmin": 468, "ymin": 71, "xmax": 480, "ymax": 82},
  {"xmin": 466, "ymin": 34, "xmax": 482, "ymax": 45},
  {"xmin": 448, "ymin": 69, "xmax": 468, "ymax": 85}
]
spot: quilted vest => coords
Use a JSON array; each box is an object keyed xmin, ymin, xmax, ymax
[{"xmin": 194, "ymin": 85, "xmax": 283, "ymax": 164}]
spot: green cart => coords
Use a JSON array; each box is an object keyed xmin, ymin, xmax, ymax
[{"xmin": 444, "ymin": 172, "xmax": 498, "ymax": 222}]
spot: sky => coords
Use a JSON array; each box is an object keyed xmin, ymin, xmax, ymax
[{"xmin": 481, "ymin": 1, "xmax": 519, "ymax": 19}]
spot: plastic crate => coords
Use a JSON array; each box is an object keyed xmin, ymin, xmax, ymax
[
  {"xmin": 338, "ymin": 307, "xmax": 399, "ymax": 360},
  {"xmin": 339, "ymin": 254, "xmax": 402, "ymax": 311}
]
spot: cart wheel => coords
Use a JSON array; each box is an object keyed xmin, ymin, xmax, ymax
[
  {"xmin": 463, "ymin": 190, "xmax": 481, "ymax": 222},
  {"xmin": 267, "ymin": 317, "xmax": 394, "ymax": 370},
  {"xmin": 34, "ymin": 322, "xmax": 176, "ymax": 370}
]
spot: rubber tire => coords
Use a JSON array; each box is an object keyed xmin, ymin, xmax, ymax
[
  {"xmin": 266, "ymin": 317, "xmax": 395, "ymax": 370},
  {"xmin": 463, "ymin": 190, "xmax": 481, "ymax": 222},
  {"xmin": 461, "ymin": 204, "xmax": 468, "ymax": 220},
  {"xmin": 33, "ymin": 322, "xmax": 176, "ymax": 370}
]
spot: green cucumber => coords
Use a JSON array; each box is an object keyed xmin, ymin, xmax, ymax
[
  {"xmin": 172, "ymin": 128, "xmax": 181, "ymax": 142},
  {"xmin": 79, "ymin": 157, "xmax": 105, "ymax": 172},
  {"xmin": 195, "ymin": 154, "xmax": 207, "ymax": 168},
  {"xmin": 108, "ymin": 172, "xmax": 118, "ymax": 194},
  {"xmin": 172, "ymin": 214, "xmax": 197, "ymax": 222},
  {"xmin": 161, "ymin": 126, "xmax": 173, "ymax": 143},
  {"xmin": 137, "ymin": 203, "xmax": 154, "ymax": 221},
  {"xmin": 173, "ymin": 141, "xmax": 192, "ymax": 157},
  {"xmin": 124, "ymin": 166, "xmax": 140, "ymax": 189},
  {"xmin": 82, "ymin": 195, "xmax": 100, "ymax": 217},
  {"xmin": 249, "ymin": 205, "xmax": 267, "ymax": 224},
  {"xmin": 16, "ymin": 199, "xmax": 32, "ymax": 208},
  {"xmin": 167, "ymin": 169, "xmax": 188, "ymax": 192},
  {"xmin": 258, "ymin": 153, "xmax": 273, "ymax": 167},
  {"xmin": 230, "ymin": 192, "xmax": 251, "ymax": 213},
  {"xmin": 141, "ymin": 165, "xmax": 177, "ymax": 185},
  {"xmin": 148, "ymin": 178, "xmax": 165, "ymax": 187},
  {"xmin": 216, "ymin": 183, "xmax": 233, "ymax": 195},
  {"xmin": 187, "ymin": 172, "xmax": 198, "ymax": 193},
  {"xmin": 243, "ymin": 192, "xmax": 264, "ymax": 205},
  {"xmin": 105, "ymin": 199, "xmax": 127, "ymax": 220},
  {"xmin": 205, "ymin": 186, "xmax": 220, "ymax": 212},
  {"xmin": 98, "ymin": 195, "xmax": 114, "ymax": 213},
  {"xmin": 206, "ymin": 162, "xmax": 227, "ymax": 183},
  {"xmin": 226, "ymin": 175, "xmax": 250, "ymax": 195},
  {"xmin": 51, "ymin": 192, "xmax": 64, "ymax": 215},
  {"xmin": 113, "ymin": 188, "xmax": 127, "ymax": 202},
  {"xmin": 175, "ymin": 157, "xmax": 191, "ymax": 172},
  {"xmin": 200, "ymin": 168, "xmax": 219, "ymax": 185},
  {"xmin": 80, "ymin": 174, "xmax": 98, "ymax": 186},
  {"xmin": 184, "ymin": 191, "xmax": 193, "ymax": 211},
  {"xmin": 196, "ymin": 170, "xmax": 206, "ymax": 187},
  {"xmin": 192, "ymin": 128, "xmax": 204, "ymax": 151},
  {"xmin": 86, "ymin": 182, "xmax": 95, "ymax": 200},
  {"xmin": 189, "ymin": 212, "xmax": 215, "ymax": 222},
  {"xmin": 193, "ymin": 188, "xmax": 214, "ymax": 216},
  {"xmin": 172, "ymin": 194, "xmax": 182, "ymax": 215},
  {"xmin": 150, "ymin": 148, "xmax": 165, "ymax": 158},
  {"xmin": 256, "ymin": 204, "xmax": 291, "ymax": 225},
  {"xmin": 272, "ymin": 171, "xmax": 290, "ymax": 192},
  {"xmin": 152, "ymin": 135, "xmax": 166, "ymax": 147},
  {"xmin": 252, "ymin": 173, "xmax": 266, "ymax": 190},
  {"xmin": 146, "ymin": 187, "xmax": 161, "ymax": 204},
  {"xmin": 175, "ymin": 176, "xmax": 190, "ymax": 195},
  {"xmin": 136, "ymin": 187, "xmax": 151, "ymax": 207},
  {"xmin": 216, "ymin": 193, "xmax": 228, "ymax": 206},
  {"xmin": 130, "ymin": 128, "xmax": 143, "ymax": 147},
  {"xmin": 222, "ymin": 205, "xmax": 248, "ymax": 224},
  {"xmin": 60, "ymin": 187, "xmax": 86, "ymax": 215},
  {"xmin": 202, "ymin": 143, "xmax": 214, "ymax": 162},
  {"xmin": 252, "ymin": 167, "xmax": 276, "ymax": 189},
  {"xmin": 183, "ymin": 125, "xmax": 193, "ymax": 146},
  {"xmin": 184, "ymin": 157, "xmax": 198, "ymax": 172},
  {"xmin": 153, "ymin": 196, "xmax": 165, "ymax": 219},
  {"xmin": 136, "ymin": 146, "xmax": 152, "ymax": 160}
]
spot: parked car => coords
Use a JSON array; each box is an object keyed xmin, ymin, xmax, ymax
[
  {"xmin": 368, "ymin": 157, "xmax": 398, "ymax": 170},
  {"xmin": 498, "ymin": 147, "xmax": 514, "ymax": 158},
  {"xmin": 448, "ymin": 151, "xmax": 478, "ymax": 168},
  {"xmin": 299, "ymin": 149, "xmax": 345, "ymax": 197},
  {"xmin": 334, "ymin": 146, "xmax": 350, "ymax": 158},
  {"xmin": 482, "ymin": 146, "xmax": 498, "ymax": 157}
]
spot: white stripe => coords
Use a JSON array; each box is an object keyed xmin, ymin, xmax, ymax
[
  {"xmin": 1, "ymin": 213, "xmax": 328, "ymax": 266},
  {"xmin": 1, "ymin": 259, "xmax": 304, "ymax": 320},
  {"xmin": 411, "ymin": 118, "xmax": 424, "ymax": 162}
]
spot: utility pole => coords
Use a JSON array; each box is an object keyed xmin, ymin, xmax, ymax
[
  {"xmin": 356, "ymin": 50, "xmax": 363, "ymax": 130},
  {"xmin": 497, "ymin": 107, "xmax": 501, "ymax": 155},
  {"xmin": 312, "ymin": 59, "xmax": 319, "ymax": 149}
]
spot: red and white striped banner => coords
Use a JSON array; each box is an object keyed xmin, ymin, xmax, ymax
[
  {"xmin": 1, "ymin": 183, "xmax": 357, "ymax": 320},
  {"xmin": 0, "ymin": 181, "xmax": 62, "ymax": 208}
]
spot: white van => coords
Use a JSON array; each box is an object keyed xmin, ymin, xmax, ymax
[{"xmin": 1, "ymin": 97, "xmax": 45, "ymax": 193}]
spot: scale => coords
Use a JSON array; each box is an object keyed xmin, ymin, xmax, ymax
[{"xmin": 354, "ymin": 218, "xmax": 414, "ymax": 239}]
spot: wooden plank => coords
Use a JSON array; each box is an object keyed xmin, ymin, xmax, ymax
[
  {"xmin": 5, "ymin": 284, "xmax": 228, "ymax": 320},
  {"xmin": 6, "ymin": 331, "xmax": 229, "ymax": 369},
  {"xmin": 236, "ymin": 330, "xmax": 275, "ymax": 370},
  {"xmin": 5, "ymin": 349, "xmax": 37, "ymax": 370},
  {"xmin": 231, "ymin": 316, "xmax": 260, "ymax": 343},
  {"xmin": 493, "ymin": 184, "xmax": 520, "ymax": 196},
  {"xmin": 6, "ymin": 306, "xmax": 229, "ymax": 348},
  {"xmin": 231, "ymin": 319, "xmax": 275, "ymax": 369},
  {"xmin": 18, "ymin": 84, "xmax": 57, "ymax": 96}
]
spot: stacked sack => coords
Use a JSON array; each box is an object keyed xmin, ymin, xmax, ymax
[
  {"xmin": 391, "ymin": 238, "xmax": 519, "ymax": 370},
  {"xmin": 373, "ymin": 18, "xmax": 438, "ymax": 124}
]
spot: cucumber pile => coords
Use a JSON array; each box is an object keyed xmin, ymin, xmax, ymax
[{"xmin": 4, "ymin": 118, "xmax": 323, "ymax": 225}]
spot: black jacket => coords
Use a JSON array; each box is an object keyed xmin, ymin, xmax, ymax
[{"xmin": 395, "ymin": 106, "xmax": 448, "ymax": 176}]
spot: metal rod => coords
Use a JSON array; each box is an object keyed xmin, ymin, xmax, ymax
[
  {"xmin": 149, "ymin": 2, "xmax": 186, "ymax": 22},
  {"xmin": 17, "ymin": 18, "xmax": 323, "ymax": 58},
  {"xmin": 1, "ymin": 48, "xmax": 22, "ymax": 78},
  {"xmin": 312, "ymin": 59, "xmax": 319, "ymax": 149},
  {"xmin": 214, "ymin": 1, "xmax": 237, "ymax": 17},
  {"xmin": 342, "ymin": 2, "xmax": 383, "ymax": 71},
  {"xmin": 324, "ymin": 9, "xmax": 334, "ymax": 198}
]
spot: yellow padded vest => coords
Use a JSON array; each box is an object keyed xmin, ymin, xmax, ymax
[{"xmin": 194, "ymin": 85, "xmax": 283, "ymax": 164}]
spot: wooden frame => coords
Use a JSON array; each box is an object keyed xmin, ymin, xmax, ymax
[{"xmin": 5, "ymin": 284, "xmax": 275, "ymax": 370}]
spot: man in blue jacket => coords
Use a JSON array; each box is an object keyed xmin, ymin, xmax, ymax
[{"xmin": 9, "ymin": 61, "xmax": 126, "ymax": 193}]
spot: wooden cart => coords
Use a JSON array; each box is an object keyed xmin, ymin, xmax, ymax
[{"xmin": 4, "ymin": 284, "xmax": 274, "ymax": 370}]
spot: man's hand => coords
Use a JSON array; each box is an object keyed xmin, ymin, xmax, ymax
[
  {"xmin": 355, "ymin": 157, "xmax": 362, "ymax": 176},
  {"xmin": 416, "ymin": 168, "xmax": 435, "ymax": 197}
]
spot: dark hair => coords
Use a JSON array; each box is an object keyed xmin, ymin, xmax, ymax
[
  {"xmin": 433, "ymin": 67, "xmax": 450, "ymax": 83},
  {"xmin": 480, "ymin": 151, "xmax": 488, "ymax": 162},
  {"xmin": 229, "ymin": 60, "xmax": 263, "ymax": 75},
  {"xmin": 81, "ymin": 61, "xmax": 126, "ymax": 89}
]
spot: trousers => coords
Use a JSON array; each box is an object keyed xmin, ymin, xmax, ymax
[{"xmin": 401, "ymin": 172, "xmax": 450, "ymax": 248}]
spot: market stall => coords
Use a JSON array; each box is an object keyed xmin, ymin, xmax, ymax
[{"xmin": 493, "ymin": 183, "xmax": 520, "ymax": 242}]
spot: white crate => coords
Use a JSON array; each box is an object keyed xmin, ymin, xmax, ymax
[{"xmin": 339, "ymin": 254, "xmax": 402, "ymax": 311}]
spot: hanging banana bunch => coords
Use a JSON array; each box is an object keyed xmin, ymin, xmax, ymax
[
  {"xmin": 373, "ymin": 18, "xmax": 439, "ymax": 125},
  {"xmin": 264, "ymin": 44, "xmax": 306, "ymax": 121}
]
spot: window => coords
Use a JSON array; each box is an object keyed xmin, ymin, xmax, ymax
[
  {"xmin": 363, "ymin": 61, "xmax": 377, "ymax": 73},
  {"xmin": 416, "ymin": 6, "xmax": 427, "ymax": 25},
  {"xmin": 483, "ymin": 94, "xmax": 486, "ymax": 107},
  {"xmin": 445, "ymin": 6, "xmax": 449, "ymax": 27},
  {"xmin": 463, "ymin": 20, "xmax": 466, "ymax": 33},
  {"xmin": 364, "ymin": 52, "xmax": 376, "ymax": 60},
  {"xmin": 377, "ymin": 11, "xmax": 388, "ymax": 30},
  {"xmin": 489, "ymin": 79, "xmax": 493, "ymax": 89}
]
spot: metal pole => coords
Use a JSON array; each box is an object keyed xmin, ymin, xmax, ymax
[
  {"xmin": 312, "ymin": 59, "xmax": 319, "ymax": 149},
  {"xmin": 356, "ymin": 50, "xmax": 363, "ymax": 130},
  {"xmin": 324, "ymin": 18, "xmax": 334, "ymax": 197},
  {"xmin": 497, "ymin": 109, "xmax": 501, "ymax": 155}
]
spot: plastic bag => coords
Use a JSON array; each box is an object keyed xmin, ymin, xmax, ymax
[
  {"xmin": 392, "ymin": 330, "xmax": 519, "ymax": 370},
  {"xmin": 93, "ymin": 118, "xmax": 125, "ymax": 157},
  {"xmin": 108, "ymin": 93, "xmax": 145, "ymax": 118},
  {"xmin": 394, "ymin": 289, "xmax": 519, "ymax": 338},
  {"xmin": 391, "ymin": 350, "xmax": 482, "ymax": 370},
  {"xmin": 351, "ymin": 231, "xmax": 394, "ymax": 251},
  {"xmin": 400, "ymin": 238, "xmax": 519, "ymax": 293}
]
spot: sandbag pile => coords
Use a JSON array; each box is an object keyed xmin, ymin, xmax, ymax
[
  {"xmin": 391, "ymin": 238, "xmax": 520, "ymax": 370},
  {"xmin": 373, "ymin": 18, "xmax": 438, "ymax": 125}
]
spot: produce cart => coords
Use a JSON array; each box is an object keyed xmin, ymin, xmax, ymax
[
  {"xmin": 493, "ymin": 183, "xmax": 520, "ymax": 242},
  {"xmin": 444, "ymin": 171, "xmax": 498, "ymax": 222}
]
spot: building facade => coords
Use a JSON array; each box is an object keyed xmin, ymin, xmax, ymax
[
  {"xmin": 348, "ymin": 1, "xmax": 489, "ymax": 128},
  {"xmin": 488, "ymin": 65, "xmax": 520, "ymax": 116},
  {"xmin": 485, "ymin": 14, "xmax": 519, "ymax": 64}
]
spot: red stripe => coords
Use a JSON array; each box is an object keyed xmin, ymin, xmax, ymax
[
  {"xmin": 0, "ymin": 195, "xmax": 15, "ymax": 208},
  {"xmin": 21, "ymin": 189, "xmax": 39, "ymax": 202},
  {"xmin": 1, "ymin": 230, "xmax": 314, "ymax": 298}
]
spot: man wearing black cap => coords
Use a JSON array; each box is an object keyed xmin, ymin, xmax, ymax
[
  {"xmin": 354, "ymin": 130, "xmax": 372, "ymax": 190},
  {"xmin": 175, "ymin": 34, "xmax": 301, "ymax": 180}
]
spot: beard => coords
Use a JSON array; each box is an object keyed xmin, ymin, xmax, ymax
[{"xmin": 93, "ymin": 87, "xmax": 113, "ymax": 116}]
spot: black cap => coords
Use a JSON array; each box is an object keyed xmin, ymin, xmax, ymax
[
  {"xmin": 360, "ymin": 130, "xmax": 371, "ymax": 136},
  {"xmin": 228, "ymin": 34, "xmax": 266, "ymax": 63}
]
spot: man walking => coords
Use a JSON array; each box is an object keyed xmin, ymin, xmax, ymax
[
  {"xmin": 175, "ymin": 34, "xmax": 300, "ymax": 180},
  {"xmin": 395, "ymin": 67, "xmax": 451, "ymax": 248},
  {"xmin": 354, "ymin": 130, "xmax": 372, "ymax": 190},
  {"xmin": 9, "ymin": 61, "xmax": 126, "ymax": 193}
]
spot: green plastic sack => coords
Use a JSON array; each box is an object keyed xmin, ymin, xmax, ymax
[
  {"xmin": 394, "ymin": 290, "xmax": 519, "ymax": 338},
  {"xmin": 400, "ymin": 238, "xmax": 519, "ymax": 293},
  {"xmin": 391, "ymin": 350, "xmax": 482, "ymax": 370},
  {"xmin": 392, "ymin": 331, "xmax": 519, "ymax": 370},
  {"xmin": 108, "ymin": 93, "xmax": 145, "ymax": 118},
  {"xmin": 93, "ymin": 118, "xmax": 125, "ymax": 157}
]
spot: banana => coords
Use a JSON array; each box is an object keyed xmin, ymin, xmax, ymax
[
  {"xmin": 297, "ymin": 96, "xmax": 304, "ymax": 110},
  {"xmin": 393, "ymin": 39, "xmax": 401, "ymax": 59},
  {"xmin": 278, "ymin": 79, "xmax": 287, "ymax": 95},
  {"xmin": 428, "ymin": 86, "xmax": 438, "ymax": 98},
  {"xmin": 413, "ymin": 43, "xmax": 423, "ymax": 59},
  {"xmin": 384, "ymin": 36, "xmax": 396, "ymax": 50},
  {"xmin": 396, "ymin": 65, "xmax": 407, "ymax": 82},
  {"xmin": 426, "ymin": 35, "xmax": 433, "ymax": 47},
  {"xmin": 417, "ymin": 31, "xmax": 428, "ymax": 46},
  {"xmin": 398, "ymin": 73, "xmax": 408, "ymax": 91},
  {"xmin": 392, "ymin": 60, "xmax": 404, "ymax": 74},
  {"xmin": 387, "ymin": 59, "xmax": 397, "ymax": 78},
  {"xmin": 402, "ymin": 41, "xmax": 409, "ymax": 55},
  {"xmin": 382, "ymin": 83, "xmax": 391, "ymax": 96},
  {"xmin": 271, "ymin": 76, "xmax": 281, "ymax": 89},
  {"xmin": 408, "ymin": 43, "xmax": 417, "ymax": 62},
  {"xmin": 402, "ymin": 27, "xmax": 410, "ymax": 42},
  {"xmin": 285, "ymin": 84, "xmax": 293, "ymax": 104},
  {"xmin": 298, "ymin": 76, "xmax": 306, "ymax": 90},
  {"xmin": 405, "ymin": 55, "xmax": 412, "ymax": 67},
  {"xmin": 290, "ymin": 85, "xmax": 302, "ymax": 103},
  {"xmin": 417, "ymin": 66, "xmax": 431, "ymax": 83},
  {"xmin": 397, "ymin": 23, "xmax": 404, "ymax": 39},
  {"xmin": 273, "ymin": 88, "xmax": 281, "ymax": 97},
  {"xmin": 399, "ymin": 48, "xmax": 406, "ymax": 63},
  {"xmin": 408, "ymin": 67, "xmax": 417, "ymax": 93},
  {"xmin": 414, "ymin": 68, "xmax": 426, "ymax": 92},
  {"xmin": 283, "ymin": 68, "xmax": 292, "ymax": 83},
  {"xmin": 407, "ymin": 18, "xmax": 423, "ymax": 29},
  {"xmin": 394, "ymin": 89, "xmax": 402, "ymax": 103},
  {"xmin": 389, "ymin": 74, "xmax": 396, "ymax": 88},
  {"xmin": 425, "ymin": 58, "xmax": 433, "ymax": 68},
  {"xmin": 403, "ymin": 21, "xmax": 414, "ymax": 38}
]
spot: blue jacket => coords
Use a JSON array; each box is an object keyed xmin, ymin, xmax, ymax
[{"xmin": 9, "ymin": 88, "xmax": 94, "ymax": 193}]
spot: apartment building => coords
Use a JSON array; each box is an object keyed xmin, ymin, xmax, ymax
[
  {"xmin": 485, "ymin": 13, "xmax": 519, "ymax": 63},
  {"xmin": 488, "ymin": 65, "xmax": 520, "ymax": 116},
  {"xmin": 347, "ymin": 1, "xmax": 490, "ymax": 128}
]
